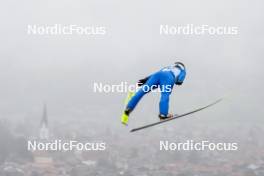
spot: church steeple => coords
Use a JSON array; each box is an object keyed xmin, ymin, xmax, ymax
[
  {"xmin": 39, "ymin": 103, "xmax": 49, "ymax": 140},
  {"xmin": 40, "ymin": 103, "xmax": 48, "ymax": 127}
]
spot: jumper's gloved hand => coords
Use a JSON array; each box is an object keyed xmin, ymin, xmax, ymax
[{"xmin": 137, "ymin": 76, "xmax": 150, "ymax": 86}]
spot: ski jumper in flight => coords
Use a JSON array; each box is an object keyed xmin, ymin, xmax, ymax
[{"xmin": 121, "ymin": 62, "xmax": 186, "ymax": 125}]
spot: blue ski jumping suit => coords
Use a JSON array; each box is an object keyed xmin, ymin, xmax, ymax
[{"xmin": 126, "ymin": 65, "xmax": 183, "ymax": 116}]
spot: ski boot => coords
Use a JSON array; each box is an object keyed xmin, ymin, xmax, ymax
[
  {"xmin": 121, "ymin": 108, "xmax": 132, "ymax": 126},
  {"xmin": 121, "ymin": 91, "xmax": 135, "ymax": 126},
  {"xmin": 159, "ymin": 113, "xmax": 173, "ymax": 120}
]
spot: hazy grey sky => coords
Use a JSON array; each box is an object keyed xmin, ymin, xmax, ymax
[{"xmin": 0, "ymin": 0, "xmax": 263, "ymax": 125}]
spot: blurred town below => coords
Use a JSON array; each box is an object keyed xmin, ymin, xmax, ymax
[{"xmin": 0, "ymin": 104, "xmax": 263, "ymax": 176}]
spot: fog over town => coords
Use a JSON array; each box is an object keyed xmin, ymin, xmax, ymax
[{"xmin": 0, "ymin": 0, "xmax": 263, "ymax": 175}]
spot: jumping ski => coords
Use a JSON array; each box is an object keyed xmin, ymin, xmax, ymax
[{"xmin": 130, "ymin": 98, "xmax": 223, "ymax": 132}]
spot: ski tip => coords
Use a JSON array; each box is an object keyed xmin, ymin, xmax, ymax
[{"xmin": 215, "ymin": 98, "xmax": 223, "ymax": 104}]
